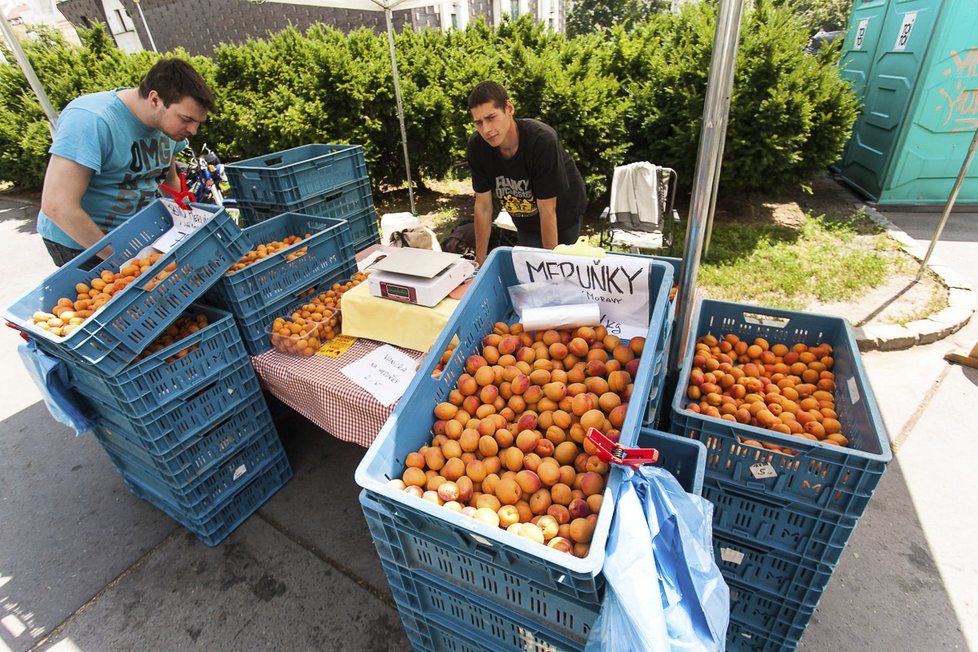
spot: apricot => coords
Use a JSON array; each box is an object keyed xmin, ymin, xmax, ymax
[
  {"xmin": 402, "ymin": 467, "xmax": 427, "ymax": 487},
  {"xmin": 496, "ymin": 478, "xmax": 522, "ymax": 505},
  {"xmin": 568, "ymin": 517, "xmax": 595, "ymax": 544},
  {"xmin": 497, "ymin": 504, "xmax": 521, "ymax": 528},
  {"xmin": 579, "ymin": 471, "xmax": 605, "ymax": 496},
  {"xmin": 529, "ymin": 489, "xmax": 553, "ymax": 515},
  {"xmin": 551, "ymin": 483, "xmax": 573, "ymax": 506}
]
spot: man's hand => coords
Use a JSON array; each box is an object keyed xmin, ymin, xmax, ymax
[
  {"xmin": 538, "ymin": 197, "xmax": 559, "ymax": 250},
  {"xmin": 474, "ymin": 191, "xmax": 493, "ymax": 266},
  {"xmin": 40, "ymin": 155, "xmax": 106, "ymax": 252}
]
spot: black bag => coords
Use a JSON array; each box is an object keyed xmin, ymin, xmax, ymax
[{"xmin": 441, "ymin": 220, "xmax": 477, "ymax": 258}]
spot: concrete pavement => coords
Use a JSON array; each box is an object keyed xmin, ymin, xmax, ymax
[{"xmin": 0, "ymin": 192, "xmax": 974, "ymax": 651}]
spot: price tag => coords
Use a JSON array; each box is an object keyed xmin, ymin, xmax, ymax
[
  {"xmin": 155, "ymin": 199, "xmax": 214, "ymax": 253},
  {"xmin": 749, "ymin": 462, "xmax": 778, "ymax": 480},
  {"xmin": 232, "ymin": 464, "xmax": 247, "ymax": 481},
  {"xmin": 719, "ymin": 546, "xmax": 745, "ymax": 565},
  {"xmin": 317, "ymin": 334, "xmax": 358, "ymax": 358}
]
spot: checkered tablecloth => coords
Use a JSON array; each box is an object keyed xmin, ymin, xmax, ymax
[{"xmin": 251, "ymin": 339, "xmax": 423, "ymax": 448}]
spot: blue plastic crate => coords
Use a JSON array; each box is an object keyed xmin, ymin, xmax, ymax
[
  {"xmin": 726, "ymin": 577, "xmax": 816, "ymax": 650},
  {"xmin": 106, "ymin": 423, "xmax": 284, "ymax": 514},
  {"xmin": 382, "ymin": 561, "xmax": 587, "ymax": 652},
  {"xmin": 126, "ymin": 453, "xmax": 292, "ymax": 547},
  {"xmin": 360, "ymin": 490, "xmax": 600, "ymax": 638},
  {"xmin": 701, "ymin": 478, "xmax": 857, "ymax": 568},
  {"xmin": 636, "ymin": 427, "xmax": 707, "ymax": 496},
  {"xmin": 355, "ymin": 247, "xmax": 673, "ymax": 602},
  {"xmin": 4, "ymin": 200, "xmax": 248, "ymax": 377},
  {"xmin": 65, "ymin": 304, "xmax": 246, "ymax": 418},
  {"xmin": 396, "ymin": 606, "xmax": 488, "ymax": 652},
  {"xmin": 713, "ymin": 530, "xmax": 834, "ymax": 606},
  {"xmin": 85, "ymin": 359, "xmax": 262, "ymax": 457},
  {"xmin": 93, "ymin": 396, "xmax": 274, "ymax": 484},
  {"xmin": 670, "ymin": 299, "xmax": 892, "ymax": 517},
  {"xmin": 240, "ymin": 200, "xmax": 378, "ymax": 248},
  {"xmin": 226, "ymin": 144, "xmax": 367, "ymax": 205},
  {"xmin": 206, "ymin": 213, "xmax": 354, "ymax": 315},
  {"xmin": 230, "ymin": 260, "xmax": 358, "ymax": 356},
  {"xmin": 726, "ymin": 618, "xmax": 797, "ymax": 652},
  {"xmin": 236, "ymin": 175, "xmax": 375, "ymax": 228}
]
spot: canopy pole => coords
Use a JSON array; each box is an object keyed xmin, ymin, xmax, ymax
[
  {"xmin": 0, "ymin": 15, "xmax": 58, "ymax": 135},
  {"xmin": 669, "ymin": 0, "xmax": 747, "ymax": 372},
  {"xmin": 914, "ymin": 125, "xmax": 978, "ymax": 282},
  {"xmin": 384, "ymin": 7, "xmax": 417, "ymax": 215},
  {"xmin": 132, "ymin": 0, "xmax": 159, "ymax": 52}
]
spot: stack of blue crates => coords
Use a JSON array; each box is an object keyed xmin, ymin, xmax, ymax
[
  {"xmin": 3, "ymin": 201, "xmax": 293, "ymax": 546},
  {"xmin": 202, "ymin": 212, "xmax": 358, "ymax": 356},
  {"xmin": 354, "ymin": 248, "xmax": 692, "ymax": 650},
  {"xmin": 226, "ymin": 144, "xmax": 381, "ymax": 254},
  {"xmin": 669, "ymin": 299, "xmax": 893, "ymax": 651}
]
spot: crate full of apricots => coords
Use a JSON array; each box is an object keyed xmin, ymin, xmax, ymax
[
  {"xmin": 355, "ymin": 248, "xmax": 674, "ymax": 602},
  {"xmin": 3, "ymin": 200, "xmax": 248, "ymax": 376},
  {"xmin": 670, "ymin": 299, "xmax": 892, "ymax": 518},
  {"xmin": 207, "ymin": 212, "xmax": 354, "ymax": 315},
  {"xmin": 66, "ymin": 304, "xmax": 245, "ymax": 417}
]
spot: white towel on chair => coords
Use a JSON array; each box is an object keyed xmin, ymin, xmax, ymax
[{"xmin": 610, "ymin": 162, "xmax": 660, "ymax": 228}]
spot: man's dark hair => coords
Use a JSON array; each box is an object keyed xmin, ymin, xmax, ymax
[
  {"xmin": 139, "ymin": 58, "xmax": 216, "ymax": 112},
  {"xmin": 468, "ymin": 81, "xmax": 509, "ymax": 110}
]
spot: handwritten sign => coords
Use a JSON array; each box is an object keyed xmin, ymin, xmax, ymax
[
  {"xmin": 511, "ymin": 248, "xmax": 652, "ymax": 339},
  {"xmin": 155, "ymin": 199, "xmax": 214, "ymax": 253},
  {"xmin": 854, "ymin": 19, "xmax": 869, "ymax": 50},
  {"xmin": 340, "ymin": 344, "xmax": 418, "ymax": 406}
]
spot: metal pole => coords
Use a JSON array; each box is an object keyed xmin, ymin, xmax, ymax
[
  {"xmin": 384, "ymin": 6, "xmax": 417, "ymax": 215},
  {"xmin": 914, "ymin": 125, "xmax": 978, "ymax": 282},
  {"xmin": 132, "ymin": 0, "xmax": 158, "ymax": 53},
  {"xmin": 702, "ymin": 127, "xmax": 728, "ymax": 258},
  {"xmin": 669, "ymin": 0, "xmax": 746, "ymax": 372},
  {"xmin": 0, "ymin": 15, "xmax": 58, "ymax": 135}
]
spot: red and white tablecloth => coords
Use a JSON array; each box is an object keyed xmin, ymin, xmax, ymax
[{"xmin": 251, "ymin": 338, "xmax": 423, "ymax": 448}]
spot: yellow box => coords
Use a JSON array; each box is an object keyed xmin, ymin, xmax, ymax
[{"xmin": 339, "ymin": 281, "xmax": 460, "ymax": 352}]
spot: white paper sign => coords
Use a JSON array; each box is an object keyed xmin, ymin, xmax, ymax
[
  {"xmin": 893, "ymin": 11, "xmax": 917, "ymax": 51},
  {"xmin": 511, "ymin": 248, "xmax": 652, "ymax": 339},
  {"xmin": 154, "ymin": 199, "xmax": 214, "ymax": 253},
  {"xmin": 341, "ymin": 344, "xmax": 418, "ymax": 407}
]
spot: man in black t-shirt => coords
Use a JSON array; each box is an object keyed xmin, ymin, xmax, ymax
[{"xmin": 466, "ymin": 81, "xmax": 587, "ymax": 265}]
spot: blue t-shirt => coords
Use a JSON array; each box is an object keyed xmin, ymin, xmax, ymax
[{"xmin": 37, "ymin": 89, "xmax": 187, "ymax": 248}]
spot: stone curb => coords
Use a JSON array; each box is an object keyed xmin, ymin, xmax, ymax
[{"xmin": 858, "ymin": 204, "xmax": 975, "ymax": 352}]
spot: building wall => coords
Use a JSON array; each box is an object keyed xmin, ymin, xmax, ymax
[{"xmin": 57, "ymin": 0, "xmax": 566, "ymax": 56}]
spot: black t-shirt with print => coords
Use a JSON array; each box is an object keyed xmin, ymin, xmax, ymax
[{"xmin": 467, "ymin": 118, "xmax": 587, "ymax": 235}]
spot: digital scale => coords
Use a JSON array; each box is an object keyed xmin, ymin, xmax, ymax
[{"xmin": 367, "ymin": 248, "xmax": 475, "ymax": 307}]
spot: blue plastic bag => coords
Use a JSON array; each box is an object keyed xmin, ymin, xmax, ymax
[
  {"xmin": 17, "ymin": 338, "xmax": 94, "ymax": 435},
  {"xmin": 586, "ymin": 465, "xmax": 729, "ymax": 651}
]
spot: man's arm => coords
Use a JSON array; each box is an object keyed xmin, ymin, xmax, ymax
[
  {"xmin": 164, "ymin": 158, "xmax": 180, "ymax": 191},
  {"xmin": 39, "ymin": 154, "xmax": 106, "ymax": 251},
  {"xmin": 474, "ymin": 191, "xmax": 493, "ymax": 266},
  {"xmin": 537, "ymin": 197, "xmax": 558, "ymax": 250}
]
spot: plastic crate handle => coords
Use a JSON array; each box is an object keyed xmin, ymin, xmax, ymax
[{"xmin": 261, "ymin": 156, "xmax": 284, "ymax": 167}]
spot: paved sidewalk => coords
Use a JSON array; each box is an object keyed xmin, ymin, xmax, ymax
[{"xmin": 0, "ymin": 193, "xmax": 974, "ymax": 651}]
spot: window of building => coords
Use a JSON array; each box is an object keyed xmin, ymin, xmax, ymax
[{"xmin": 440, "ymin": 0, "xmax": 469, "ymax": 31}]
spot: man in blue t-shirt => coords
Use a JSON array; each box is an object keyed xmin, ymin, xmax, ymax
[{"xmin": 37, "ymin": 58, "xmax": 216, "ymax": 266}]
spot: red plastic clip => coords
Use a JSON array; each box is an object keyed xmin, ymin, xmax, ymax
[
  {"xmin": 5, "ymin": 321, "xmax": 29, "ymax": 342},
  {"xmin": 585, "ymin": 427, "xmax": 659, "ymax": 469},
  {"xmin": 159, "ymin": 172, "xmax": 196, "ymax": 210}
]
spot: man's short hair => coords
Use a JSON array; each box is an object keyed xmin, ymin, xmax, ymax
[
  {"xmin": 139, "ymin": 58, "xmax": 216, "ymax": 112},
  {"xmin": 468, "ymin": 81, "xmax": 509, "ymax": 110}
]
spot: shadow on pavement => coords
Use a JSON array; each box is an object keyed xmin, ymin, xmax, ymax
[{"xmin": 800, "ymin": 456, "xmax": 970, "ymax": 651}]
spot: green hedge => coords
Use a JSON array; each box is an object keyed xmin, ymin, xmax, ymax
[{"xmin": 0, "ymin": 7, "xmax": 856, "ymax": 201}]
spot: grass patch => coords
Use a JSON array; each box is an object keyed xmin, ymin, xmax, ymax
[{"xmin": 698, "ymin": 213, "xmax": 893, "ymax": 310}]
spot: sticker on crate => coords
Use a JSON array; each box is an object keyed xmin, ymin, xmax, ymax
[{"xmin": 511, "ymin": 247, "xmax": 654, "ymax": 338}]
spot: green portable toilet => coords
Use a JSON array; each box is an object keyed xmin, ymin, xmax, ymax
[{"xmin": 837, "ymin": 0, "xmax": 978, "ymax": 205}]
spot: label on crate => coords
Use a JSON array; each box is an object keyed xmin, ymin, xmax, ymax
[
  {"xmin": 719, "ymin": 546, "xmax": 745, "ymax": 565},
  {"xmin": 317, "ymin": 334, "xmax": 357, "ymax": 357},
  {"xmin": 233, "ymin": 464, "xmax": 247, "ymax": 481},
  {"xmin": 848, "ymin": 376, "xmax": 860, "ymax": 404},
  {"xmin": 749, "ymin": 462, "xmax": 778, "ymax": 480},
  {"xmin": 155, "ymin": 199, "xmax": 215, "ymax": 253},
  {"xmin": 511, "ymin": 248, "xmax": 653, "ymax": 339}
]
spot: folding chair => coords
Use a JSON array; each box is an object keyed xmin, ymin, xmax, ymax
[{"xmin": 599, "ymin": 164, "xmax": 680, "ymax": 255}]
